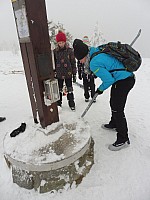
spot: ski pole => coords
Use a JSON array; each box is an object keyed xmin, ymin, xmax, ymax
[
  {"xmin": 81, "ymin": 93, "xmax": 98, "ymax": 118},
  {"xmin": 130, "ymin": 29, "xmax": 141, "ymax": 46},
  {"xmin": 74, "ymin": 81, "xmax": 84, "ymax": 89}
]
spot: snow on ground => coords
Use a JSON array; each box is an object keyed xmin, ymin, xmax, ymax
[{"xmin": 0, "ymin": 51, "xmax": 150, "ymax": 200}]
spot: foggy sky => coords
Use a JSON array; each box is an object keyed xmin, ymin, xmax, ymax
[{"xmin": 1, "ymin": 0, "xmax": 150, "ymax": 57}]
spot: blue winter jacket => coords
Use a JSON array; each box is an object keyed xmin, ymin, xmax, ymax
[{"xmin": 89, "ymin": 47, "xmax": 134, "ymax": 91}]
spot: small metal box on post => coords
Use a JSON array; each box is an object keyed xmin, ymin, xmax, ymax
[{"xmin": 11, "ymin": 0, "xmax": 59, "ymax": 128}]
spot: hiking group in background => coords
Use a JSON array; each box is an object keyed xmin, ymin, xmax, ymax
[
  {"xmin": 53, "ymin": 31, "xmax": 96, "ymax": 110},
  {"xmin": 73, "ymin": 38, "xmax": 137, "ymax": 151},
  {"xmin": 77, "ymin": 36, "xmax": 96, "ymax": 102}
]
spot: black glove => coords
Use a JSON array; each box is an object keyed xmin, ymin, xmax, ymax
[
  {"xmin": 90, "ymin": 73, "xmax": 97, "ymax": 79},
  {"xmin": 78, "ymin": 74, "xmax": 82, "ymax": 80},
  {"xmin": 95, "ymin": 88, "xmax": 103, "ymax": 95},
  {"xmin": 10, "ymin": 123, "xmax": 26, "ymax": 137},
  {"xmin": 94, "ymin": 74, "xmax": 97, "ymax": 79},
  {"xmin": 73, "ymin": 75, "xmax": 76, "ymax": 83}
]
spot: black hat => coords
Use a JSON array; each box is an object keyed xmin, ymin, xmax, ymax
[{"xmin": 73, "ymin": 39, "xmax": 89, "ymax": 60}]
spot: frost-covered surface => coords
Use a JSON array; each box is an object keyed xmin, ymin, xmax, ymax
[
  {"xmin": 1, "ymin": 51, "xmax": 150, "ymax": 200},
  {"xmin": 3, "ymin": 119, "xmax": 90, "ymax": 164}
]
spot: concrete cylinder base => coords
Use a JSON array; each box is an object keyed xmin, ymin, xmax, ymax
[{"xmin": 3, "ymin": 121, "xmax": 94, "ymax": 193}]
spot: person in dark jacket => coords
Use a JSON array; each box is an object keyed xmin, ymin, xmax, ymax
[
  {"xmin": 54, "ymin": 31, "xmax": 76, "ymax": 110},
  {"xmin": 77, "ymin": 36, "xmax": 96, "ymax": 102},
  {"xmin": 73, "ymin": 39, "xmax": 135, "ymax": 151}
]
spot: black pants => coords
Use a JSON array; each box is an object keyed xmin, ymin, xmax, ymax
[
  {"xmin": 83, "ymin": 74, "xmax": 95, "ymax": 99},
  {"xmin": 57, "ymin": 78, "xmax": 74, "ymax": 104},
  {"xmin": 109, "ymin": 76, "xmax": 135, "ymax": 142}
]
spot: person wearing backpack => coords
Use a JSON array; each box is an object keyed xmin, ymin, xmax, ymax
[
  {"xmin": 77, "ymin": 36, "xmax": 96, "ymax": 102},
  {"xmin": 53, "ymin": 31, "xmax": 77, "ymax": 111},
  {"xmin": 73, "ymin": 39, "xmax": 135, "ymax": 151}
]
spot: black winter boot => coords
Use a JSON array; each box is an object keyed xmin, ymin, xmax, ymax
[
  {"xmin": 108, "ymin": 132, "xmax": 130, "ymax": 151},
  {"xmin": 67, "ymin": 91, "xmax": 75, "ymax": 110},
  {"xmin": 57, "ymin": 91, "xmax": 62, "ymax": 107},
  {"xmin": 108, "ymin": 138, "xmax": 130, "ymax": 151},
  {"xmin": 68, "ymin": 100, "xmax": 75, "ymax": 111},
  {"xmin": 57, "ymin": 100, "xmax": 62, "ymax": 107},
  {"xmin": 101, "ymin": 124, "xmax": 116, "ymax": 131}
]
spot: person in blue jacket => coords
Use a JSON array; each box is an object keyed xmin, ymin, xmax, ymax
[{"xmin": 73, "ymin": 39, "xmax": 135, "ymax": 151}]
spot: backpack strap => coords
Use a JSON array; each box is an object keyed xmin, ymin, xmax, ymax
[
  {"xmin": 90, "ymin": 50, "xmax": 103, "ymax": 61},
  {"xmin": 109, "ymin": 68, "xmax": 126, "ymax": 73},
  {"xmin": 90, "ymin": 45, "xmax": 108, "ymax": 61},
  {"xmin": 90, "ymin": 48, "xmax": 126, "ymax": 72}
]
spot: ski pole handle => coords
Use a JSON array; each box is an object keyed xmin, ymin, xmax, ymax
[{"xmin": 81, "ymin": 93, "xmax": 98, "ymax": 118}]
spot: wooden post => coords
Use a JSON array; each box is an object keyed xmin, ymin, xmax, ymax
[{"xmin": 11, "ymin": 0, "xmax": 59, "ymax": 128}]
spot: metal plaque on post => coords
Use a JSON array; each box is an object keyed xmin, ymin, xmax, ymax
[{"xmin": 13, "ymin": 0, "xmax": 30, "ymax": 43}]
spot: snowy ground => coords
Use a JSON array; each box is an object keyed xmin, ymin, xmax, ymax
[{"xmin": 0, "ymin": 51, "xmax": 150, "ymax": 200}]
